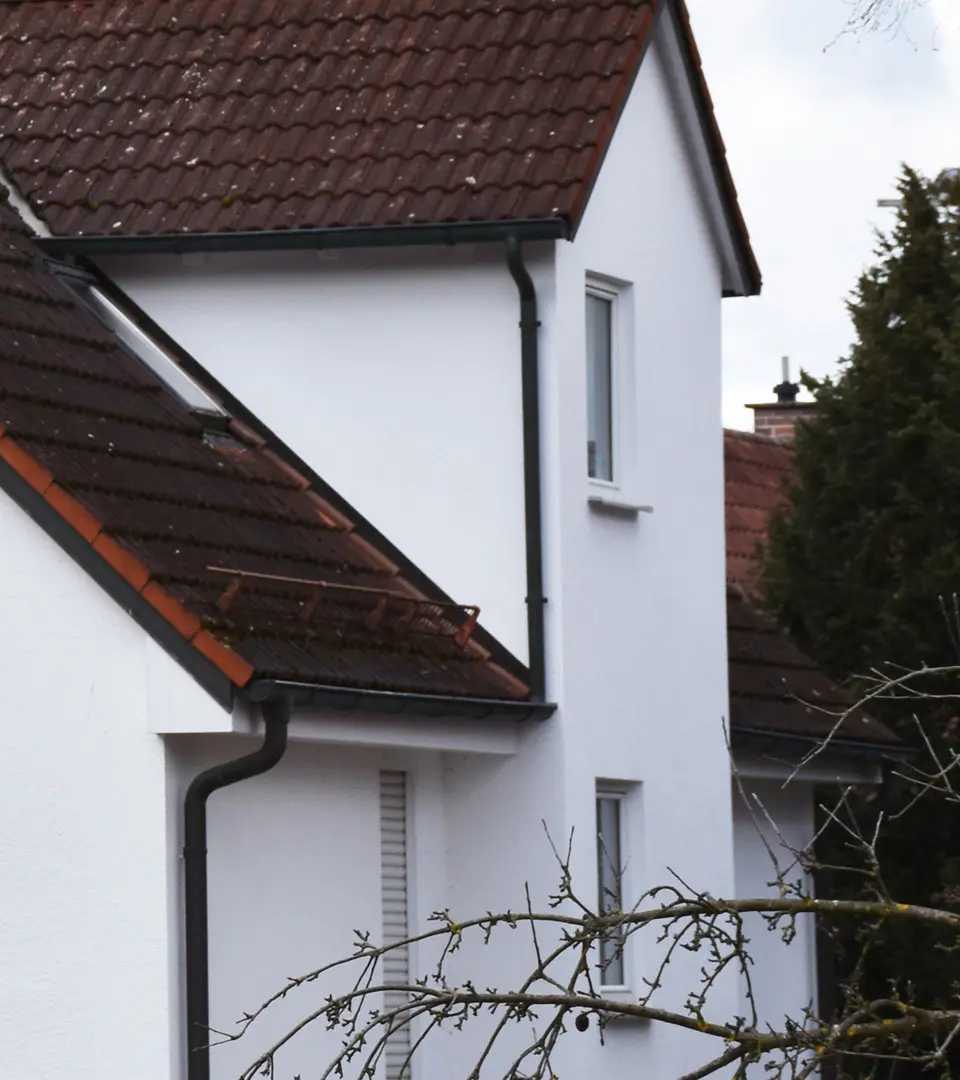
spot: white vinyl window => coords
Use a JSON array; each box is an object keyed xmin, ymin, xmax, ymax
[
  {"xmin": 596, "ymin": 790, "xmax": 627, "ymax": 988},
  {"xmin": 586, "ymin": 287, "xmax": 615, "ymax": 482}
]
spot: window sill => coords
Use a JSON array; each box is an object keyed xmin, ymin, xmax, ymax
[
  {"xmin": 588, "ymin": 493, "xmax": 653, "ymax": 518},
  {"xmin": 593, "ymin": 988, "xmax": 649, "ymax": 1024}
]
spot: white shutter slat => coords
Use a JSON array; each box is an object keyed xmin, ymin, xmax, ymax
[{"xmin": 380, "ymin": 771, "xmax": 411, "ymax": 1080}]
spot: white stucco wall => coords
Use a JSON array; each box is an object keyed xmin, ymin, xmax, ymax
[
  {"xmin": 82, "ymin": 15, "xmax": 744, "ymax": 1080},
  {"xmin": 733, "ymin": 779, "xmax": 818, "ymax": 1039},
  {"xmin": 0, "ymin": 487, "xmax": 176, "ymax": 1079},
  {"xmin": 98, "ymin": 244, "xmax": 537, "ymax": 663},
  {"xmin": 538, "ymin": 33, "xmax": 737, "ymax": 1077},
  {"xmin": 163, "ymin": 725, "xmax": 568, "ymax": 1080}
]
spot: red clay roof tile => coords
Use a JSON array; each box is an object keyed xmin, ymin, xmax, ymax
[
  {"xmin": 0, "ymin": 196, "xmax": 528, "ymax": 701},
  {"xmin": 724, "ymin": 429, "xmax": 896, "ymax": 749},
  {"xmin": 0, "ymin": 0, "xmax": 652, "ymax": 235},
  {"xmin": 0, "ymin": 0, "xmax": 759, "ymax": 290}
]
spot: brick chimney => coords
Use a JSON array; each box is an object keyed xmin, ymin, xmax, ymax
[{"xmin": 746, "ymin": 357, "xmax": 817, "ymax": 441}]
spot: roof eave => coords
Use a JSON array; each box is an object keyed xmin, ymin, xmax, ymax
[
  {"xmin": 247, "ymin": 679, "xmax": 557, "ymax": 721},
  {"xmin": 732, "ymin": 726, "xmax": 911, "ymax": 762},
  {"xmin": 0, "ymin": 449, "xmax": 236, "ymax": 709},
  {"xmin": 665, "ymin": 0, "xmax": 762, "ymax": 297},
  {"xmin": 36, "ymin": 217, "xmax": 570, "ymax": 258}
]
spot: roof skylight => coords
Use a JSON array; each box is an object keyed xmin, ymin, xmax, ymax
[{"xmin": 73, "ymin": 282, "xmax": 226, "ymax": 417}]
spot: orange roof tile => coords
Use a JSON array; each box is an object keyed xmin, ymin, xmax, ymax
[{"xmin": 0, "ymin": 195, "xmax": 528, "ymax": 703}]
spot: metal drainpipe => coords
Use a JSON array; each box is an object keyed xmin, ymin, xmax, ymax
[
  {"xmin": 505, "ymin": 235, "xmax": 547, "ymax": 701},
  {"xmin": 183, "ymin": 699, "xmax": 291, "ymax": 1080}
]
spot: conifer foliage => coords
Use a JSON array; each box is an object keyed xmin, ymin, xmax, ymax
[
  {"xmin": 764, "ymin": 167, "xmax": 960, "ymax": 1073},
  {"xmin": 766, "ymin": 166, "xmax": 960, "ymax": 686}
]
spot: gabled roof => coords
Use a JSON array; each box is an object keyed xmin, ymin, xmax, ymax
[
  {"xmin": 724, "ymin": 429, "xmax": 897, "ymax": 752},
  {"xmin": 0, "ymin": 196, "xmax": 531, "ymax": 711},
  {"xmin": 0, "ymin": 0, "xmax": 758, "ymax": 290}
]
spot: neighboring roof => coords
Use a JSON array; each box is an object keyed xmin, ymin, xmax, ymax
[
  {"xmin": 724, "ymin": 429, "xmax": 897, "ymax": 752},
  {"xmin": 727, "ymin": 586, "xmax": 899, "ymax": 749},
  {"xmin": 0, "ymin": 196, "xmax": 530, "ymax": 708},
  {"xmin": 0, "ymin": 0, "xmax": 758, "ymax": 290},
  {"xmin": 724, "ymin": 428, "xmax": 793, "ymax": 599}
]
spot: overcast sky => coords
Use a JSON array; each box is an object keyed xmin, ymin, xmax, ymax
[{"xmin": 686, "ymin": 0, "xmax": 960, "ymax": 429}]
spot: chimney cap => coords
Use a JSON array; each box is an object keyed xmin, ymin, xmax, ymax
[{"xmin": 773, "ymin": 379, "xmax": 799, "ymax": 404}]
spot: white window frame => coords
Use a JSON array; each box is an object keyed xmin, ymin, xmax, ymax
[
  {"xmin": 585, "ymin": 282, "xmax": 619, "ymax": 487},
  {"xmin": 595, "ymin": 787, "xmax": 630, "ymax": 992},
  {"xmin": 585, "ymin": 275, "xmax": 645, "ymax": 515}
]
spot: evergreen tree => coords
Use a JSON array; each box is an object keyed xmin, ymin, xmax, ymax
[
  {"xmin": 766, "ymin": 166, "xmax": 960, "ymax": 681},
  {"xmin": 764, "ymin": 166, "xmax": 960, "ymax": 1075}
]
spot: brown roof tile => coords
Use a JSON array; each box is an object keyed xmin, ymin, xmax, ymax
[
  {"xmin": 0, "ymin": 0, "xmax": 759, "ymax": 290},
  {"xmin": 0, "ymin": 196, "xmax": 528, "ymax": 702},
  {"xmin": 0, "ymin": 0, "xmax": 653, "ymax": 236},
  {"xmin": 727, "ymin": 585, "xmax": 898, "ymax": 747},
  {"xmin": 724, "ymin": 428, "xmax": 793, "ymax": 599},
  {"xmin": 724, "ymin": 429, "xmax": 897, "ymax": 750}
]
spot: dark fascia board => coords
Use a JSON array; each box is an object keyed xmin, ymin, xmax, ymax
[
  {"xmin": 36, "ymin": 217, "xmax": 569, "ymax": 258},
  {"xmin": 0, "ymin": 455, "xmax": 234, "ymax": 710},
  {"xmin": 733, "ymin": 727, "xmax": 913, "ymax": 763},
  {"xmin": 668, "ymin": 0, "xmax": 762, "ymax": 297},
  {"xmin": 76, "ymin": 258, "xmax": 532, "ymax": 688},
  {"xmin": 248, "ymin": 679, "xmax": 557, "ymax": 721}
]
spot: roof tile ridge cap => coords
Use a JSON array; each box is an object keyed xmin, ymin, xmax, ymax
[
  {"xmin": 0, "ymin": 427, "xmax": 253, "ymax": 686},
  {"xmin": 239, "ymin": 438, "xmax": 355, "ymax": 533}
]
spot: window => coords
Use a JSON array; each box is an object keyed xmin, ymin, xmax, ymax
[
  {"xmin": 68, "ymin": 275, "xmax": 226, "ymax": 417},
  {"xmin": 596, "ymin": 791, "xmax": 626, "ymax": 987},
  {"xmin": 586, "ymin": 288, "xmax": 614, "ymax": 482},
  {"xmin": 380, "ymin": 771, "xmax": 411, "ymax": 1080}
]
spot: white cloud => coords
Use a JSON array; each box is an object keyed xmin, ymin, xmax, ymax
[{"xmin": 687, "ymin": 0, "xmax": 960, "ymax": 429}]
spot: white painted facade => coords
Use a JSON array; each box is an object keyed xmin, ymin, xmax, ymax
[
  {"xmin": 0, "ymin": 487, "xmax": 174, "ymax": 1080},
  {"xmin": 0, "ymin": 12, "xmax": 844, "ymax": 1080}
]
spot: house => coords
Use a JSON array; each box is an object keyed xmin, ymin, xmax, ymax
[
  {"xmin": 0, "ymin": 2, "xmax": 894, "ymax": 1078},
  {"xmin": 724, "ymin": 424, "xmax": 899, "ymax": 1031}
]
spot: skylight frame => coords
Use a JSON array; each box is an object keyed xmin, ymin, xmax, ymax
[{"xmin": 50, "ymin": 260, "xmax": 227, "ymax": 419}]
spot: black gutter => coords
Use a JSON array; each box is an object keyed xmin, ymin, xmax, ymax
[
  {"xmin": 504, "ymin": 236, "xmax": 547, "ymax": 702},
  {"xmin": 248, "ymin": 679, "xmax": 556, "ymax": 721},
  {"xmin": 183, "ymin": 700, "xmax": 291, "ymax": 1080},
  {"xmin": 733, "ymin": 727, "xmax": 914, "ymax": 764},
  {"xmin": 37, "ymin": 217, "xmax": 569, "ymax": 258}
]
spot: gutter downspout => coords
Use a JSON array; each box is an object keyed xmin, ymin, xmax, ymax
[
  {"xmin": 505, "ymin": 236, "xmax": 547, "ymax": 702},
  {"xmin": 183, "ymin": 700, "xmax": 291, "ymax": 1080}
]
